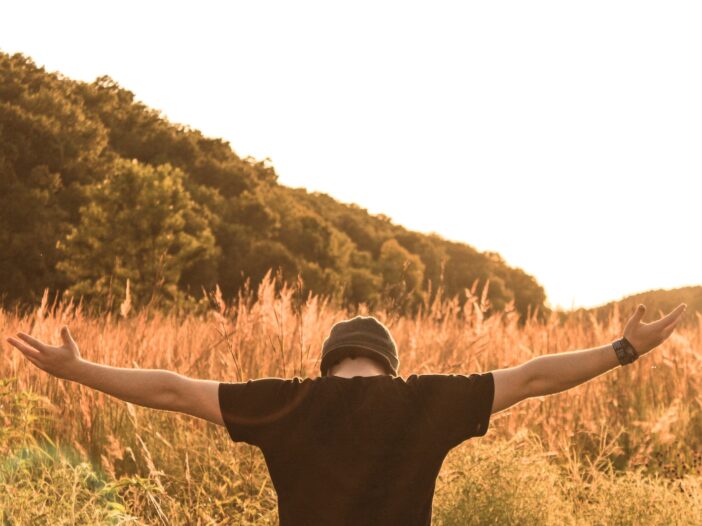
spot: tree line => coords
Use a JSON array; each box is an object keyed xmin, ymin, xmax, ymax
[{"xmin": 0, "ymin": 51, "xmax": 548, "ymax": 318}]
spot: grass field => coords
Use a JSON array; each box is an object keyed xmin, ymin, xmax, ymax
[{"xmin": 1, "ymin": 275, "xmax": 701, "ymax": 524}]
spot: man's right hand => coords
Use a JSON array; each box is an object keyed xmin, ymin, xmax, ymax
[{"xmin": 7, "ymin": 326, "xmax": 83, "ymax": 380}]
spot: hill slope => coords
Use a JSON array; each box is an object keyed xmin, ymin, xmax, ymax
[
  {"xmin": 595, "ymin": 285, "xmax": 701, "ymax": 321},
  {"xmin": 0, "ymin": 51, "xmax": 547, "ymax": 317}
]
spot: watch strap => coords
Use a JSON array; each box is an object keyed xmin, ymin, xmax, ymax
[{"xmin": 612, "ymin": 337, "xmax": 639, "ymax": 366}]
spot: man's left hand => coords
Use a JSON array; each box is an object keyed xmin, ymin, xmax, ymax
[{"xmin": 623, "ymin": 303, "xmax": 687, "ymax": 356}]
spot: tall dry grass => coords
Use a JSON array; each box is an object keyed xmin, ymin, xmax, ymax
[{"xmin": 1, "ymin": 272, "xmax": 701, "ymax": 524}]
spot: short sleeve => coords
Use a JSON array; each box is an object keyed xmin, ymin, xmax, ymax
[
  {"xmin": 218, "ymin": 377, "xmax": 312, "ymax": 447},
  {"xmin": 411, "ymin": 372, "xmax": 494, "ymax": 450}
]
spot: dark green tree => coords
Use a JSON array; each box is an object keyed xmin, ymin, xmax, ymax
[
  {"xmin": 378, "ymin": 238, "xmax": 426, "ymax": 312},
  {"xmin": 57, "ymin": 159, "xmax": 218, "ymax": 309}
]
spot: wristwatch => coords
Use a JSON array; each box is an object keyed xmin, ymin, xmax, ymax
[{"xmin": 612, "ymin": 337, "xmax": 639, "ymax": 366}]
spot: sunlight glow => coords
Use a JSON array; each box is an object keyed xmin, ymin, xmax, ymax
[{"xmin": 2, "ymin": 0, "xmax": 700, "ymax": 309}]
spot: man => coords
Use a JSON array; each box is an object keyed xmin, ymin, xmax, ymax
[{"xmin": 6, "ymin": 303, "xmax": 687, "ymax": 525}]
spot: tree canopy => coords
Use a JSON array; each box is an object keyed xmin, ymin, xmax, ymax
[
  {"xmin": 57, "ymin": 159, "xmax": 218, "ymax": 309},
  {"xmin": 0, "ymin": 51, "xmax": 548, "ymax": 319}
]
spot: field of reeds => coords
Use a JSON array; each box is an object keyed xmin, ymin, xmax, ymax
[{"xmin": 1, "ymin": 274, "xmax": 701, "ymax": 525}]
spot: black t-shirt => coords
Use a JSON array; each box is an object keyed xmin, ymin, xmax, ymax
[{"xmin": 218, "ymin": 372, "xmax": 494, "ymax": 526}]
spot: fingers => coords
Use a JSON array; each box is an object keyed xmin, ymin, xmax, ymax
[
  {"xmin": 661, "ymin": 320, "xmax": 679, "ymax": 340},
  {"xmin": 655, "ymin": 306, "xmax": 687, "ymax": 343},
  {"xmin": 653, "ymin": 303, "xmax": 687, "ymax": 329},
  {"xmin": 61, "ymin": 326, "xmax": 76, "ymax": 348},
  {"xmin": 23, "ymin": 353, "xmax": 43, "ymax": 369},
  {"xmin": 665, "ymin": 303, "xmax": 687, "ymax": 326},
  {"xmin": 16, "ymin": 332, "xmax": 50, "ymax": 353},
  {"xmin": 6, "ymin": 336, "xmax": 42, "ymax": 360},
  {"xmin": 631, "ymin": 304, "xmax": 647, "ymax": 325}
]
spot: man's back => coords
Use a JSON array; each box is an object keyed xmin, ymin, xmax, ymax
[{"xmin": 219, "ymin": 372, "xmax": 495, "ymax": 526}]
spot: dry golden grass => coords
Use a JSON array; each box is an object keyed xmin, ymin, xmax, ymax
[{"xmin": 1, "ymin": 273, "xmax": 701, "ymax": 524}]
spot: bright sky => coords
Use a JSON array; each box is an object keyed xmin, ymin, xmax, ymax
[{"xmin": 2, "ymin": 1, "xmax": 700, "ymax": 310}]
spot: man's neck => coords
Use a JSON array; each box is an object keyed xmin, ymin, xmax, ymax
[{"xmin": 328, "ymin": 356, "xmax": 389, "ymax": 378}]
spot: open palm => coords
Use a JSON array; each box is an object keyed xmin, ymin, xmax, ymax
[
  {"xmin": 6, "ymin": 326, "xmax": 82, "ymax": 379},
  {"xmin": 623, "ymin": 303, "xmax": 687, "ymax": 356}
]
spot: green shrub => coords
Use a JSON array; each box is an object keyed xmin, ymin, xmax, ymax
[
  {"xmin": 568, "ymin": 468, "xmax": 702, "ymax": 526},
  {"xmin": 434, "ymin": 432, "xmax": 576, "ymax": 526},
  {"xmin": 0, "ymin": 443, "xmax": 134, "ymax": 525},
  {"xmin": 435, "ymin": 431, "xmax": 702, "ymax": 526}
]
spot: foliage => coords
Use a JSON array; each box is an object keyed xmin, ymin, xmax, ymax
[
  {"xmin": 434, "ymin": 432, "xmax": 577, "ymax": 526},
  {"xmin": 434, "ymin": 430, "xmax": 702, "ymax": 526},
  {"xmin": 57, "ymin": 159, "xmax": 218, "ymax": 310},
  {"xmin": 2, "ymin": 49, "xmax": 547, "ymax": 317},
  {"xmin": 378, "ymin": 238, "xmax": 426, "ymax": 311}
]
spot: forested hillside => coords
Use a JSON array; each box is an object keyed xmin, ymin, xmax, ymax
[{"xmin": 0, "ymin": 51, "xmax": 547, "ymax": 317}]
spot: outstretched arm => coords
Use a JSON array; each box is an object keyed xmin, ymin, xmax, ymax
[
  {"xmin": 5, "ymin": 327, "xmax": 223, "ymax": 425},
  {"xmin": 490, "ymin": 303, "xmax": 687, "ymax": 414}
]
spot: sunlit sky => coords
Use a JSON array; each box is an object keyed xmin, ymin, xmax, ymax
[{"xmin": 2, "ymin": 1, "xmax": 700, "ymax": 310}]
